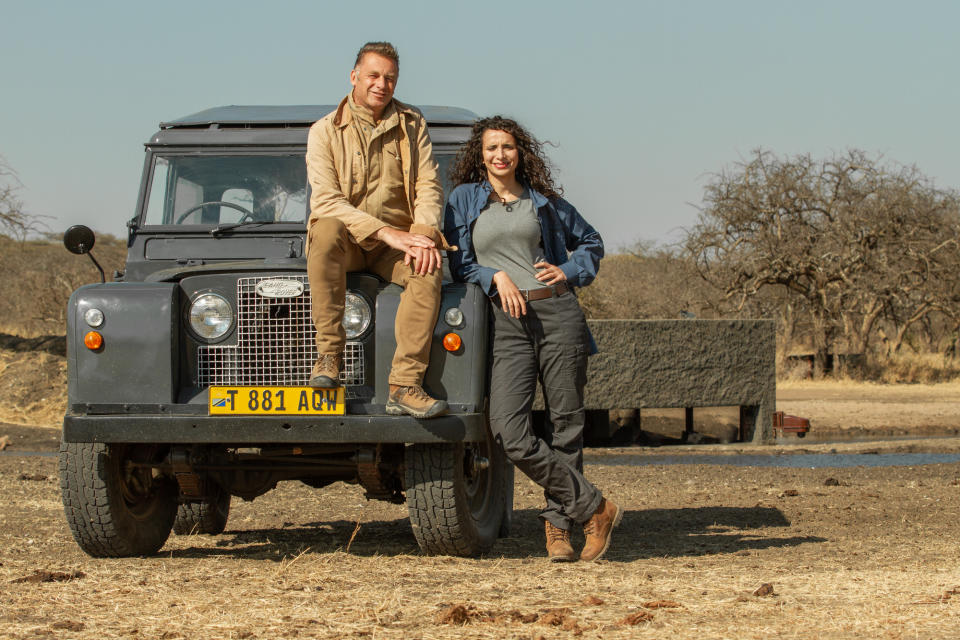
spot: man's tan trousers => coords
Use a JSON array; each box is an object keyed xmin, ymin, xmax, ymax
[{"xmin": 307, "ymin": 216, "xmax": 441, "ymax": 386}]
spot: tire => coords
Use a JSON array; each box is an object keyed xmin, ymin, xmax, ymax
[
  {"xmin": 405, "ymin": 429, "xmax": 508, "ymax": 557},
  {"xmin": 173, "ymin": 485, "xmax": 231, "ymax": 535},
  {"xmin": 59, "ymin": 441, "xmax": 177, "ymax": 557}
]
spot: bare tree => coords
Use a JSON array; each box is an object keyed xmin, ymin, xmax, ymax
[
  {"xmin": 685, "ymin": 148, "xmax": 960, "ymax": 376},
  {"xmin": 0, "ymin": 156, "xmax": 37, "ymax": 240}
]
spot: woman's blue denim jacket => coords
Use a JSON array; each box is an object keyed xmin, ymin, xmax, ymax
[{"xmin": 443, "ymin": 181, "xmax": 604, "ymax": 353}]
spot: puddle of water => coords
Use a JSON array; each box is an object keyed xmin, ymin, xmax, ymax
[
  {"xmin": 777, "ymin": 433, "xmax": 960, "ymax": 445},
  {"xmin": 586, "ymin": 452, "xmax": 960, "ymax": 468},
  {"xmin": 0, "ymin": 451, "xmax": 57, "ymax": 458}
]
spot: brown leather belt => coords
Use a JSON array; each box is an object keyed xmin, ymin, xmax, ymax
[{"xmin": 519, "ymin": 282, "xmax": 570, "ymax": 302}]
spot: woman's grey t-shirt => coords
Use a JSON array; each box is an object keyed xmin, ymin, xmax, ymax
[{"xmin": 472, "ymin": 193, "xmax": 544, "ymax": 291}]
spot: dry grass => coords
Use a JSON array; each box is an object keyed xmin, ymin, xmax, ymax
[
  {"xmin": 0, "ymin": 349, "xmax": 66, "ymax": 427},
  {"xmin": 779, "ymin": 351, "xmax": 960, "ymax": 385},
  {"xmin": 0, "ymin": 234, "xmax": 126, "ymax": 337},
  {"xmin": 863, "ymin": 352, "xmax": 960, "ymax": 384}
]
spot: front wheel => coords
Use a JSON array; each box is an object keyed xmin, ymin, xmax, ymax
[
  {"xmin": 405, "ymin": 432, "xmax": 508, "ymax": 556},
  {"xmin": 59, "ymin": 441, "xmax": 177, "ymax": 557}
]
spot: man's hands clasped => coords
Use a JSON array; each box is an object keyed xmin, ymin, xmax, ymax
[{"xmin": 376, "ymin": 226, "xmax": 442, "ymax": 276}]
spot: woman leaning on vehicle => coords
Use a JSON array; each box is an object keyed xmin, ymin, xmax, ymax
[{"xmin": 443, "ymin": 116, "xmax": 622, "ymax": 562}]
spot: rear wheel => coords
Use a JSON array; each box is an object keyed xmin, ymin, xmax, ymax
[
  {"xmin": 173, "ymin": 484, "xmax": 231, "ymax": 535},
  {"xmin": 59, "ymin": 441, "xmax": 177, "ymax": 557},
  {"xmin": 405, "ymin": 429, "xmax": 508, "ymax": 556}
]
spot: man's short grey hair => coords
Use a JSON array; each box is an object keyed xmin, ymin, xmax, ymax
[{"xmin": 354, "ymin": 42, "xmax": 399, "ymax": 68}]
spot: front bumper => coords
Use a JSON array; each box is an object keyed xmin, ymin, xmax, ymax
[{"xmin": 63, "ymin": 411, "xmax": 486, "ymax": 444}]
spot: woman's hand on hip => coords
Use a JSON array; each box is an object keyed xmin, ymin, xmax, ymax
[
  {"xmin": 534, "ymin": 260, "xmax": 566, "ymax": 285},
  {"xmin": 493, "ymin": 271, "xmax": 527, "ymax": 318}
]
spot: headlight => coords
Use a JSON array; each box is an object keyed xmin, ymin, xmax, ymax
[
  {"xmin": 189, "ymin": 293, "xmax": 233, "ymax": 341},
  {"xmin": 343, "ymin": 292, "xmax": 372, "ymax": 339}
]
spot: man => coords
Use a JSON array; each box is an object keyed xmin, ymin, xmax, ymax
[{"xmin": 305, "ymin": 41, "xmax": 450, "ymax": 419}]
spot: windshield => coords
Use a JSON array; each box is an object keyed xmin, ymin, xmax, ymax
[
  {"xmin": 143, "ymin": 155, "xmax": 308, "ymax": 226},
  {"xmin": 143, "ymin": 152, "xmax": 458, "ymax": 227}
]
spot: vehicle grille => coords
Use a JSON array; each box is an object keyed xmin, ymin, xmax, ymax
[{"xmin": 198, "ymin": 275, "xmax": 365, "ymax": 390}]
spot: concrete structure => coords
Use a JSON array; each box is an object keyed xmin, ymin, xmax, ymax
[{"xmin": 552, "ymin": 319, "xmax": 776, "ymax": 443}]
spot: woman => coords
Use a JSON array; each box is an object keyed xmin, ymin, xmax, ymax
[{"xmin": 444, "ymin": 116, "xmax": 622, "ymax": 562}]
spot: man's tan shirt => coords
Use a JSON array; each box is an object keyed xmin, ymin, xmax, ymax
[{"xmin": 305, "ymin": 96, "xmax": 448, "ymax": 251}]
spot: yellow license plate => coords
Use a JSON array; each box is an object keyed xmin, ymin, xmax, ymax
[{"xmin": 209, "ymin": 386, "xmax": 345, "ymax": 415}]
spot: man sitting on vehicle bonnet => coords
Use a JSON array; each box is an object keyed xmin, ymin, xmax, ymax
[{"xmin": 305, "ymin": 41, "xmax": 453, "ymax": 419}]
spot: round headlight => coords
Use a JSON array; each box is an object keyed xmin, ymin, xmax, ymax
[
  {"xmin": 84, "ymin": 307, "xmax": 105, "ymax": 328},
  {"xmin": 343, "ymin": 292, "xmax": 372, "ymax": 339},
  {"xmin": 189, "ymin": 293, "xmax": 233, "ymax": 341},
  {"xmin": 444, "ymin": 307, "xmax": 464, "ymax": 328}
]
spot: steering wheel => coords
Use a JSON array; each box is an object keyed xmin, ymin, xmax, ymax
[{"xmin": 175, "ymin": 201, "xmax": 255, "ymax": 224}]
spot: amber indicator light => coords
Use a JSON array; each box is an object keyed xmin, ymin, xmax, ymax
[
  {"xmin": 84, "ymin": 331, "xmax": 103, "ymax": 350},
  {"xmin": 442, "ymin": 333, "xmax": 462, "ymax": 352}
]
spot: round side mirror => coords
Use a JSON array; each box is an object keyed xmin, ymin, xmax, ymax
[{"xmin": 64, "ymin": 225, "xmax": 96, "ymax": 255}]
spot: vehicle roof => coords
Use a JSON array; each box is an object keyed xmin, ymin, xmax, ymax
[{"xmin": 160, "ymin": 105, "xmax": 478, "ymax": 129}]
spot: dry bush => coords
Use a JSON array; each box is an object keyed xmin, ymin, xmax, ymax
[
  {"xmin": 862, "ymin": 351, "xmax": 960, "ymax": 384},
  {"xmin": 0, "ymin": 233, "xmax": 127, "ymax": 337},
  {"xmin": 580, "ymin": 245, "xmax": 720, "ymax": 320}
]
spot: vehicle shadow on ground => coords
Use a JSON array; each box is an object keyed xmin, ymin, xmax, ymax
[{"xmin": 170, "ymin": 505, "xmax": 825, "ymax": 562}]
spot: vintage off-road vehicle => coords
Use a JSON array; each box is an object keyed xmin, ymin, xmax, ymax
[{"xmin": 60, "ymin": 105, "xmax": 513, "ymax": 558}]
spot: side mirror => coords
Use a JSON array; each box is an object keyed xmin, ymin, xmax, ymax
[
  {"xmin": 64, "ymin": 225, "xmax": 96, "ymax": 255},
  {"xmin": 64, "ymin": 225, "xmax": 105, "ymax": 283}
]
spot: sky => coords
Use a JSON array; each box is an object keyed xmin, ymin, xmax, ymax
[{"xmin": 2, "ymin": 0, "xmax": 959, "ymax": 251}]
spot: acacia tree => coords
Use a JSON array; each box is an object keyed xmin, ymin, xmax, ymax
[{"xmin": 685, "ymin": 148, "xmax": 960, "ymax": 376}]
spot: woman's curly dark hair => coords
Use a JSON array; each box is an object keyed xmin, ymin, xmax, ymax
[{"xmin": 449, "ymin": 116, "xmax": 563, "ymax": 199}]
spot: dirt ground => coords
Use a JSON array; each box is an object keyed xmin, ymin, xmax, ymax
[
  {"xmin": 2, "ymin": 347, "xmax": 960, "ymax": 638},
  {"xmin": 0, "ymin": 429, "xmax": 958, "ymax": 638}
]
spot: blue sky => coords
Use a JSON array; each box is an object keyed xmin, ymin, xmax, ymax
[{"xmin": 2, "ymin": 0, "xmax": 958, "ymax": 251}]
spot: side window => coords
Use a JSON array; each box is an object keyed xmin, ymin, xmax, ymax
[
  {"xmin": 173, "ymin": 178, "xmax": 203, "ymax": 223},
  {"xmin": 269, "ymin": 188, "xmax": 308, "ymax": 221}
]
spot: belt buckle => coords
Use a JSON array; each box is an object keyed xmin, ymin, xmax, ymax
[{"xmin": 522, "ymin": 289, "xmax": 531, "ymax": 302}]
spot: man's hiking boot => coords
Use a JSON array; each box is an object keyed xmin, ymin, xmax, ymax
[
  {"xmin": 580, "ymin": 497, "xmax": 623, "ymax": 562},
  {"xmin": 308, "ymin": 354, "xmax": 342, "ymax": 388},
  {"xmin": 386, "ymin": 384, "xmax": 448, "ymax": 419},
  {"xmin": 545, "ymin": 521, "xmax": 576, "ymax": 562}
]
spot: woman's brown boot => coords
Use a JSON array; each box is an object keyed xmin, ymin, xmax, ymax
[
  {"xmin": 545, "ymin": 521, "xmax": 576, "ymax": 562},
  {"xmin": 580, "ymin": 498, "xmax": 623, "ymax": 562}
]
